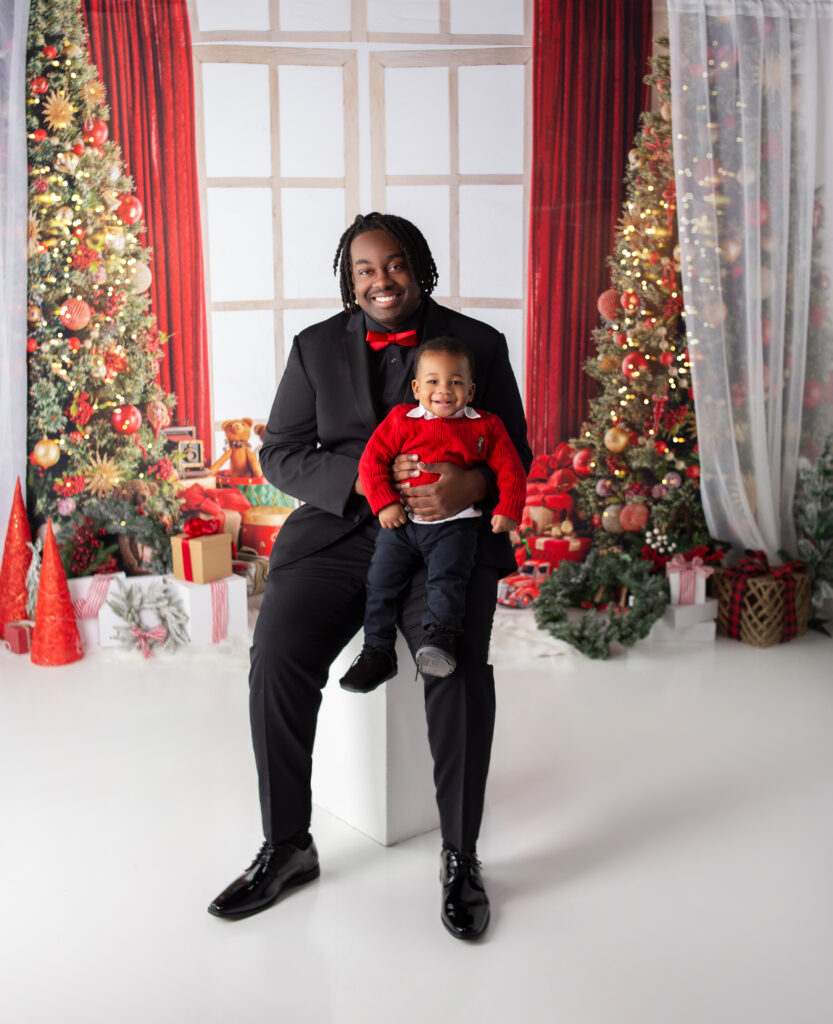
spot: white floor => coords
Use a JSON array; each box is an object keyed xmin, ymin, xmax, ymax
[{"xmin": 1, "ymin": 606, "xmax": 832, "ymax": 1024}]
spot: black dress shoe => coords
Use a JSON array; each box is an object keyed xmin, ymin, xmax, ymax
[
  {"xmin": 416, "ymin": 624, "xmax": 460, "ymax": 678},
  {"xmin": 340, "ymin": 645, "xmax": 397, "ymax": 693},
  {"xmin": 208, "ymin": 838, "xmax": 319, "ymax": 920},
  {"xmin": 440, "ymin": 845, "xmax": 490, "ymax": 940}
]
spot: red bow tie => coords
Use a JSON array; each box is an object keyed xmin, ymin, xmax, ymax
[{"xmin": 366, "ymin": 329, "xmax": 418, "ymax": 351}]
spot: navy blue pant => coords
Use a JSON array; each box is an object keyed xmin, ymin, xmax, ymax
[{"xmin": 363, "ymin": 518, "xmax": 479, "ymax": 649}]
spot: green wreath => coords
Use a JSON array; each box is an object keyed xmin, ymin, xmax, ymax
[
  {"xmin": 534, "ymin": 549, "xmax": 669, "ymax": 660},
  {"xmin": 106, "ymin": 578, "xmax": 190, "ymax": 656}
]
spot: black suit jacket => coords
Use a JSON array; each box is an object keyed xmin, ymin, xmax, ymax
[{"xmin": 260, "ymin": 298, "xmax": 532, "ymax": 574}]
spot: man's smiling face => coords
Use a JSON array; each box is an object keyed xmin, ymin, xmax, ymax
[{"xmin": 349, "ymin": 229, "xmax": 423, "ymax": 329}]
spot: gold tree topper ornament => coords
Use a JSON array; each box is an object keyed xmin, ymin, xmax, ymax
[
  {"xmin": 84, "ymin": 453, "xmax": 121, "ymax": 498},
  {"xmin": 42, "ymin": 89, "xmax": 75, "ymax": 132}
]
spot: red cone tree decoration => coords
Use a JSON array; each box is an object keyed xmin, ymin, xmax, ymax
[
  {"xmin": 30, "ymin": 520, "xmax": 84, "ymax": 666},
  {"xmin": 0, "ymin": 478, "xmax": 33, "ymax": 639}
]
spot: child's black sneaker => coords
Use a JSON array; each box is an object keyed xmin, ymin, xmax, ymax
[
  {"xmin": 415, "ymin": 624, "xmax": 460, "ymax": 678},
  {"xmin": 340, "ymin": 645, "xmax": 397, "ymax": 693}
]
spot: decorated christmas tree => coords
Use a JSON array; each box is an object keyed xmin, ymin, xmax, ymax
[
  {"xmin": 569, "ymin": 46, "xmax": 710, "ymax": 559},
  {"xmin": 25, "ymin": 0, "xmax": 181, "ymax": 576}
]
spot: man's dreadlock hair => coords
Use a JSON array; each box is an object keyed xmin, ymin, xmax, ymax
[{"xmin": 333, "ymin": 212, "xmax": 439, "ymax": 311}]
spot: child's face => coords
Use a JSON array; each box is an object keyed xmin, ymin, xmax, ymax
[{"xmin": 412, "ymin": 351, "xmax": 475, "ymax": 417}]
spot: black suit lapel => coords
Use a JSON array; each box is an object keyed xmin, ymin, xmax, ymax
[
  {"xmin": 422, "ymin": 297, "xmax": 451, "ymax": 340},
  {"xmin": 343, "ymin": 310, "xmax": 378, "ymax": 434}
]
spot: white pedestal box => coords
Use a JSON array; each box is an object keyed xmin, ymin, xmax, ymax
[
  {"xmin": 647, "ymin": 598, "xmax": 718, "ymax": 644},
  {"xmin": 67, "ymin": 572, "xmax": 126, "ymax": 647},
  {"xmin": 312, "ymin": 630, "xmax": 439, "ymax": 847}
]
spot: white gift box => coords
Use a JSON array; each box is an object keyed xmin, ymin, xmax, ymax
[
  {"xmin": 67, "ymin": 572, "xmax": 126, "ymax": 647},
  {"xmin": 668, "ymin": 571, "xmax": 707, "ymax": 605},
  {"xmin": 663, "ymin": 597, "xmax": 718, "ymax": 629},
  {"xmin": 98, "ymin": 574, "xmax": 247, "ymax": 648},
  {"xmin": 648, "ymin": 618, "xmax": 716, "ymax": 644},
  {"xmin": 98, "ymin": 574, "xmax": 168, "ymax": 647},
  {"xmin": 168, "ymin": 575, "xmax": 247, "ymax": 645}
]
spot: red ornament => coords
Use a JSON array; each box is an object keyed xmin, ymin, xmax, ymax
[
  {"xmin": 747, "ymin": 199, "xmax": 770, "ymax": 227},
  {"xmin": 59, "ymin": 298, "xmax": 92, "ymax": 331},
  {"xmin": 597, "ymin": 289, "xmax": 621, "ymax": 321},
  {"xmin": 117, "ymin": 194, "xmax": 143, "ymax": 225},
  {"xmin": 67, "ymin": 336, "xmax": 81, "ymax": 351},
  {"xmin": 33, "ymin": 129, "xmax": 47, "ymax": 143},
  {"xmin": 615, "ymin": 332, "xmax": 629, "ymax": 348},
  {"xmin": 620, "ymin": 291, "xmax": 639, "ymax": 311},
  {"xmin": 572, "ymin": 448, "xmax": 594, "ymax": 478},
  {"xmin": 648, "ymin": 251, "xmax": 660, "ymax": 264},
  {"xmin": 654, "ymin": 440, "xmax": 668, "ymax": 454},
  {"xmin": 73, "ymin": 227, "xmax": 85, "ymax": 238},
  {"xmin": 31, "ymin": 77, "xmax": 49, "ymax": 95},
  {"xmin": 591, "ymin": 514, "xmax": 602, "ymax": 529},
  {"xmin": 659, "ymin": 351, "xmax": 674, "ymax": 366},
  {"xmin": 686, "ymin": 465, "xmax": 700, "ymax": 480},
  {"xmin": 83, "ymin": 118, "xmax": 108, "ymax": 147},
  {"xmin": 43, "ymin": 45, "xmax": 57, "ymax": 59},
  {"xmin": 111, "ymin": 404, "xmax": 142, "ymax": 435},
  {"xmin": 804, "ymin": 379, "xmax": 823, "ymax": 409},
  {"xmin": 26, "ymin": 337, "xmax": 37, "ymax": 352},
  {"xmin": 72, "ymin": 142, "xmax": 85, "ymax": 156},
  {"xmin": 619, "ymin": 503, "xmax": 650, "ymax": 533},
  {"xmin": 621, "ymin": 352, "xmax": 649, "ymax": 378}
]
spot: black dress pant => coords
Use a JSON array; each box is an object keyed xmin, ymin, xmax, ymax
[
  {"xmin": 248, "ymin": 519, "xmax": 499, "ymax": 853},
  {"xmin": 363, "ymin": 517, "xmax": 479, "ymax": 649}
]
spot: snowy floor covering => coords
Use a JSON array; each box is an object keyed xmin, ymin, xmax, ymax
[{"xmin": 2, "ymin": 599, "xmax": 832, "ymax": 1024}]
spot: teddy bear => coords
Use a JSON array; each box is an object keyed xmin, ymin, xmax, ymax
[
  {"xmin": 209, "ymin": 418, "xmax": 266, "ymax": 478},
  {"xmin": 112, "ymin": 479, "xmax": 159, "ymax": 574}
]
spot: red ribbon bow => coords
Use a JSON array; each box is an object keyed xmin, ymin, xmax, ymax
[
  {"xmin": 366, "ymin": 330, "xmax": 418, "ymax": 351},
  {"xmin": 130, "ymin": 623, "xmax": 168, "ymax": 659},
  {"xmin": 184, "ymin": 516, "xmax": 221, "ymax": 538},
  {"xmin": 180, "ymin": 483, "xmax": 223, "ymax": 518}
]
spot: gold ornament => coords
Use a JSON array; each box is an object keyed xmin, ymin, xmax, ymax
[
  {"xmin": 82, "ymin": 79, "xmax": 107, "ymax": 106},
  {"xmin": 101, "ymin": 188, "xmax": 121, "ymax": 212},
  {"xmin": 561, "ymin": 519, "xmax": 575, "ymax": 536},
  {"xmin": 54, "ymin": 205, "xmax": 73, "ymax": 224},
  {"xmin": 85, "ymin": 453, "xmax": 121, "ymax": 498},
  {"xmin": 32, "ymin": 437, "xmax": 60, "ymax": 469},
  {"xmin": 63, "ymin": 42, "xmax": 82, "ymax": 58},
  {"xmin": 660, "ymin": 101, "xmax": 672, "ymax": 122},
  {"xmin": 27, "ymin": 303, "xmax": 42, "ymax": 323},
  {"xmin": 603, "ymin": 426, "xmax": 630, "ymax": 454},
  {"xmin": 27, "ymin": 211, "xmax": 41, "ymax": 256},
  {"xmin": 54, "ymin": 150, "xmax": 80, "ymax": 175},
  {"xmin": 127, "ymin": 261, "xmax": 152, "ymax": 293},
  {"xmin": 42, "ymin": 89, "xmax": 75, "ymax": 132}
]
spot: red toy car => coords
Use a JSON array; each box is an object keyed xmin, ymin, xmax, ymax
[{"xmin": 497, "ymin": 559, "xmax": 553, "ymax": 608}]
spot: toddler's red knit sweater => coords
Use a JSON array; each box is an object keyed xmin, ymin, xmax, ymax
[{"xmin": 359, "ymin": 404, "xmax": 527, "ymax": 522}]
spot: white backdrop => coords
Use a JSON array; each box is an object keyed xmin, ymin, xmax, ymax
[{"xmin": 0, "ymin": 0, "xmax": 30, "ymax": 529}]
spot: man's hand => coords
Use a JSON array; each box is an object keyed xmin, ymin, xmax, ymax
[
  {"xmin": 378, "ymin": 502, "xmax": 407, "ymax": 529},
  {"xmin": 397, "ymin": 461, "xmax": 488, "ymax": 522},
  {"xmin": 353, "ymin": 475, "xmax": 365, "ymax": 496},
  {"xmin": 491, "ymin": 514, "xmax": 517, "ymax": 534}
]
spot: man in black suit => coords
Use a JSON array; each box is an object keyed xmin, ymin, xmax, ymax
[{"xmin": 208, "ymin": 212, "xmax": 532, "ymax": 939}]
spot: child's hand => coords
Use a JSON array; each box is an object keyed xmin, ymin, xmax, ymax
[
  {"xmin": 379, "ymin": 503, "xmax": 407, "ymax": 529},
  {"xmin": 491, "ymin": 514, "xmax": 517, "ymax": 534}
]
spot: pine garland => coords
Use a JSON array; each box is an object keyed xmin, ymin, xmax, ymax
[
  {"xmin": 534, "ymin": 550, "xmax": 668, "ymax": 660},
  {"xmin": 106, "ymin": 578, "xmax": 189, "ymax": 656}
]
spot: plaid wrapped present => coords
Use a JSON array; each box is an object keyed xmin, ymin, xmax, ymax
[{"xmin": 711, "ymin": 550, "xmax": 810, "ymax": 647}]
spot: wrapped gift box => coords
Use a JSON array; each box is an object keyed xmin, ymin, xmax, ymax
[
  {"xmin": 67, "ymin": 571, "xmax": 126, "ymax": 646},
  {"xmin": 711, "ymin": 555, "xmax": 810, "ymax": 647},
  {"xmin": 648, "ymin": 618, "xmax": 716, "ymax": 644},
  {"xmin": 98, "ymin": 573, "xmax": 246, "ymax": 647},
  {"xmin": 240, "ymin": 505, "xmax": 293, "ymax": 557},
  {"xmin": 665, "ymin": 553, "xmax": 713, "ymax": 605},
  {"xmin": 663, "ymin": 597, "xmax": 719, "ymax": 629},
  {"xmin": 232, "ymin": 548, "xmax": 269, "ymax": 596},
  {"xmin": 215, "ymin": 475, "xmax": 298, "ymax": 509},
  {"xmin": 168, "ymin": 575, "xmax": 247, "ymax": 644},
  {"xmin": 531, "ymin": 536, "xmax": 591, "ymax": 567},
  {"xmin": 4, "ymin": 620, "xmax": 34, "ymax": 654},
  {"xmin": 171, "ymin": 531, "xmax": 232, "ymax": 584}
]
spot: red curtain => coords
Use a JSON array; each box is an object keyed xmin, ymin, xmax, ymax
[
  {"xmin": 82, "ymin": 0, "xmax": 212, "ymax": 460},
  {"xmin": 527, "ymin": 0, "xmax": 653, "ymax": 456}
]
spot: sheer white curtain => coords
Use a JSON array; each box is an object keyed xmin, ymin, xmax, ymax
[
  {"xmin": 669, "ymin": 0, "xmax": 833, "ymax": 561},
  {"xmin": 0, "ymin": 0, "xmax": 30, "ymax": 525}
]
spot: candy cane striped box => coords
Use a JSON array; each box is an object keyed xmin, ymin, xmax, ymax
[
  {"xmin": 67, "ymin": 572, "xmax": 126, "ymax": 647},
  {"xmin": 167, "ymin": 574, "xmax": 247, "ymax": 645}
]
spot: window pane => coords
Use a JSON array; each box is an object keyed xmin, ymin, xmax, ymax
[
  {"xmin": 459, "ymin": 184, "xmax": 524, "ymax": 300},
  {"xmin": 203, "ymin": 64, "xmax": 271, "ymax": 178},
  {"xmin": 458, "ymin": 65, "xmax": 524, "ymax": 175},
  {"xmin": 207, "ymin": 189, "xmax": 275, "ymax": 302},
  {"xmin": 280, "ymin": 0, "xmax": 351, "ymax": 31},
  {"xmin": 385, "ymin": 68, "xmax": 450, "ymax": 175},
  {"xmin": 195, "ymin": 0, "xmax": 270, "ymax": 32},
  {"xmin": 211, "ymin": 310, "xmax": 278, "ymax": 425},
  {"xmin": 450, "ymin": 0, "xmax": 524, "ymax": 35},
  {"xmin": 280, "ymin": 189, "xmax": 346, "ymax": 299},
  {"xmin": 368, "ymin": 0, "xmax": 440, "ymax": 34},
  {"xmin": 461, "ymin": 307, "xmax": 524, "ymax": 394},
  {"xmin": 279, "ymin": 66, "xmax": 344, "ymax": 178}
]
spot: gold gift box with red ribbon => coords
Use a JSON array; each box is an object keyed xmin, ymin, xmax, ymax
[{"xmin": 171, "ymin": 518, "xmax": 232, "ymax": 585}]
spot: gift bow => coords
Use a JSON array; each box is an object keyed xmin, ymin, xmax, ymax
[
  {"xmin": 666, "ymin": 553, "xmax": 713, "ymax": 579},
  {"xmin": 180, "ymin": 483, "xmax": 223, "ymax": 518},
  {"xmin": 725, "ymin": 550, "xmax": 804, "ymax": 641},
  {"xmin": 184, "ymin": 516, "xmax": 222, "ymax": 538},
  {"xmin": 130, "ymin": 623, "xmax": 168, "ymax": 659}
]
